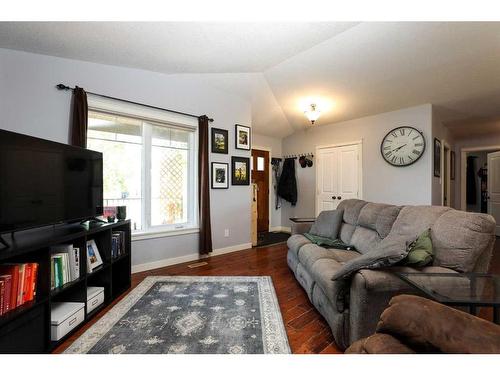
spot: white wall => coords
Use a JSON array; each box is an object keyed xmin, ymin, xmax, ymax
[
  {"xmin": 0, "ymin": 48, "xmax": 252, "ymax": 271},
  {"xmin": 431, "ymin": 107, "xmax": 456, "ymax": 206},
  {"xmin": 252, "ymin": 132, "xmax": 282, "ymax": 230},
  {"xmin": 280, "ymin": 104, "xmax": 434, "ymax": 225}
]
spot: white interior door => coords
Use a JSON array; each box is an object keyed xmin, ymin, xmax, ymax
[
  {"xmin": 316, "ymin": 148, "xmax": 339, "ymax": 213},
  {"xmin": 487, "ymin": 151, "xmax": 500, "ymax": 235},
  {"xmin": 316, "ymin": 144, "xmax": 361, "ymax": 215}
]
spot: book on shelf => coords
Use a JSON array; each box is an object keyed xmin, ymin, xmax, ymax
[
  {"xmin": 111, "ymin": 231, "xmax": 126, "ymax": 259},
  {"xmin": 86, "ymin": 239, "xmax": 103, "ymax": 273},
  {"xmin": 50, "ymin": 244, "xmax": 80, "ymax": 290},
  {"xmin": 0, "ymin": 263, "xmax": 39, "ymax": 316}
]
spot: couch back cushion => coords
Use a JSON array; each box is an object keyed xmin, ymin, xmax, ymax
[
  {"xmin": 337, "ymin": 199, "xmax": 368, "ymax": 245},
  {"xmin": 431, "ymin": 210, "xmax": 496, "ymax": 272},
  {"xmin": 390, "ymin": 206, "xmax": 451, "ymax": 238},
  {"xmin": 343, "ymin": 202, "xmax": 401, "ymax": 254},
  {"xmin": 309, "ymin": 209, "xmax": 344, "ymax": 238},
  {"xmin": 350, "ymin": 226, "xmax": 382, "ymax": 254},
  {"xmin": 357, "ymin": 203, "xmax": 402, "ymax": 238},
  {"xmin": 339, "ymin": 223, "xmax": 356, "ymax": 244},
  {"xmin": 337, "ymin": 199, "xmax": 368, "ymax": 225}
]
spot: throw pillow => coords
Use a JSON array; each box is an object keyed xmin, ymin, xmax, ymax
[
  {"xmin": 309, "ymin": 209, "xmax": 344, "ymax": 239},
  {"xmin": 400, "ymin": 229, "xmax": 433, "ymax": 267}
]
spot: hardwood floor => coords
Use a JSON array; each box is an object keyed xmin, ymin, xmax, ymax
[{"xmin": 54, "ymin": 239, "xmax": 500, "ymax": 354}]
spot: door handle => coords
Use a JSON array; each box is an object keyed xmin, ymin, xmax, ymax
[
  {"xmin": 331, "ymin": 196, "xmax": 336, "ymax": 200},
  {"xmin": 337, "ymin": 196, "xmax": 342, "ymax": 200}
]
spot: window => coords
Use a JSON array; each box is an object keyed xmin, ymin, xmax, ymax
[{"xmin": 87, "ymin": 98, "xmax": 198, "ymax": 235}]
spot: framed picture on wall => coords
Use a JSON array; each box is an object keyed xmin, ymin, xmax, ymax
[
  {"xmin": 235, "ymin": 124, "xmax": 251, "ymax": 150},
  {"xmin": 211, "ymin": 162, "xmax": 229, "ymax": 189},
  {"xmin": 434, "ymin": 138, "xmax": 441, "ymax": 177},
  {"xmin": 211, "ymin": 128, "xmax": 228, "ymax": 154},
  {"xmin": 231, "ymin": 156, "xmax": 250, "ymax": 185},
  {"xmin": 450, "ymin": 150, "xmax": 456, "ymax": 180}
]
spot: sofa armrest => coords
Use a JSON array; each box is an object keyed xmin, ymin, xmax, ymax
[
  {"xmin": 348, "ymin": 266, "xmax": 460, "ymax": 345},
  {"xmin": 291, "ymin": 222, "xmax": 313, "ymax": 235},
  {"xmin": 377, "ymin": 294, "xmax": 500, "ymax": 353}
]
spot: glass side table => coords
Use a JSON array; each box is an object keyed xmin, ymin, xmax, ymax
[{"xmin": 396, "ymin": 272, "xmax": 500, "ymax": 324}]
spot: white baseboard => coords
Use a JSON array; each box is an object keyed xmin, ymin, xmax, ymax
[
  {"xmin": 131, "ymin": 242, "xmax": 253, "ymax": 274},
  {"xmin": 212, "ymin": 242, "xmax": 253, "ymax": 256},
  {"xmin": 270, "ymin": 226, "xmax": 291, "ymax": 233}
]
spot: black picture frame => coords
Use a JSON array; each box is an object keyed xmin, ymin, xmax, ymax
[
  {"xmin": 231, "ymin": 156, "xmax": 250, "ymax": 185},
  {"xmin": 434, "ymin": 138, "xmax": 441, "ymax": 177},
  {"xmin": 211, "ymin": 128, "xmax": 228, "ymax": 154},
  {"xmin": 235, "ymin": 124, "xmax": 251, "ymax": 150},
  {"xmin": 211, "ymin": 162, "xmax": 229, "ymax": 189},
  {"xmin": 451, "ymin": 150, "xmax": 456, "ymax": 180}
]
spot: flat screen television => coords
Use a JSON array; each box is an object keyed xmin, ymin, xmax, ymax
[{"xmin": 0, "ymin": 129, "xmax": 103, "ymax": 234}]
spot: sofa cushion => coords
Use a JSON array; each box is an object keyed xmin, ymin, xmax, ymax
[
  {"xmin": 286, "ymin": 234, "xmax": 311, "ymax": 257},
  {"xmin": 339, "ymin": 223, "xmax": 356, "ymax": 244},
  {"xmin": 298, "ymin": 243, "xmax": 337, "ymax": 271},
  {"xmin": 431, "ymin": 210, "xmax": 496, "ymax": 272},
  {"xmin": 390, "ymin": 205, "xmax": 451, "ymax": 238},
  {"xmin": 357, "ymin": 203, "xmax": 393, "ymax": 231},
  {"xmin": 376, "ymin": 206, "xmax": 402, "ymax": 238},
  {"xmin": 309, "ymin": 209, "xmax": 344, "ymax": 239},
  {"xmin": 329, "ymin": 249, "xmax": 362, "ymax": 264},
  {"xmin": 310, "ymin": 258, "xmax": 349, "ymax": 311},
  {"xmin": 337, "ymin": 199, "xmax": 368, "ymax": 225},
  {"xmin": 349, "ymin": 226, "xmax": 382, "ymax": 254}
]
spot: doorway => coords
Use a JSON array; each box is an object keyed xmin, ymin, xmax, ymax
[
  {"xmin": 316, "ymin": 142, "xmax": 362, "ymax": 215},
  {"xmin": 461, "ymin": 147, "xmax": 500, "ymax": 235},
  {"xmin": 251, "ymin": 148, "xmax": 270, "ymax": 234}
]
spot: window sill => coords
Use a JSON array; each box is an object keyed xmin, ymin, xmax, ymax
[{"xmin": 132, "ymin": 227, "xmax": 200, "ymax": 241}]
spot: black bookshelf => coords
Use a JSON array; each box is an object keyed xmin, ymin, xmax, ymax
[{"xmin": 0, "ymin": 220, "xmax": 131, "ymax": 353}]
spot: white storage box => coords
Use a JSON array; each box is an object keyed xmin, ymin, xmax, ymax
[
  {"xmin": 87, "ymin": 286, "xmax": 105, "ymax": 314},
  {"xmin": 51, "ymin": 302, "xmax": 85, "ymax": 341}
]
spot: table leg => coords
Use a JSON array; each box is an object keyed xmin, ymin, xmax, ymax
[
  {"xmin": 494, "ymin": 307, "xmax": 500, "ymax": 325},
  {"xmin": 469, "ymin": 305, "xmax": 477, "ymax": 316}
]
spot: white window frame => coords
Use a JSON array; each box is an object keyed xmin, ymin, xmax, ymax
[{"xmin": 87, "ymin": 94, "xmax": 199, "ymax": 240}]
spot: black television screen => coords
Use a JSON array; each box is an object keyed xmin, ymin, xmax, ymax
[{"xmin": 0, "ymin": 129, "xmax": 103, "ymax": 233}]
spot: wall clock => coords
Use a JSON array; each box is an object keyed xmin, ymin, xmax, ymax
[{"xmin": 381, "ymin": 126, "xmax": 425, "ymax": 167}]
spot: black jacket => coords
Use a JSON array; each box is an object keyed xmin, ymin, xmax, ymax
[{"xmin": 278, "ymin": 158, "xmax": 297, "ymax": 206}]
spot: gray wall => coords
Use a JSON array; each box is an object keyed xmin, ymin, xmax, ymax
[
  {"xmin": 280, "ymin": 104, "xmax": 433, "ymax": 226},
  {"xmin": 252, "ymin": 132, "xmax": 282, "ymax": 229},
  {"xmin": 0, "ymin": 48, "xmax": 252, "ymax": 269}
]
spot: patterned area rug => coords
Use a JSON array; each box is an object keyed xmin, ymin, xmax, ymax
[{"xmin": 65, "ymin": 276, "xmax": 290, "ymax": 354}]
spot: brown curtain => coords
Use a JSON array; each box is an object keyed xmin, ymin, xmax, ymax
[
  {"xmin": 70, "ymin": 86, "xmax": 88, "ymax": 148},
  {"xmin": 198, "ymin": 115, "xmax": 213, "ymax": 254}
]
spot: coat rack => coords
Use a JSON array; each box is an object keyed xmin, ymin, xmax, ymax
[{"xmin": 282, "ymin": 152, "xmax": 314, "ymax": 160}]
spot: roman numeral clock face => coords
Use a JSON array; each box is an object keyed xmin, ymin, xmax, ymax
[{"xmin": 381, "ymin": 126, "xmax": 425, "ymax": 167}]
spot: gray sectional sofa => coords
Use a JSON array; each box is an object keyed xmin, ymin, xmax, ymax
[{"xmin": 287, "ymin": 199, "xmax": 496, "ymax": 349}]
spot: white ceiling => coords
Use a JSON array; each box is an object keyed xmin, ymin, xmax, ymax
[
  {"xmin": 0, "ymin": 22, "xmax": 355, "ymax": 73},
  {"xmin": 1, "ymin": 22, "xmax": 500, "ymax": 138}
]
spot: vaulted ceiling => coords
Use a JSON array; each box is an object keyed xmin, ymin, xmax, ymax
[{"xmin": 1, "ymin": 22, "xmax": 500, "ymax": 138}]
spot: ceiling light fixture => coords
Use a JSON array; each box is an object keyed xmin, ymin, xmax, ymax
[{"xmin": 304, "ymin": 103, "xmax": 321, "ymax": 125}]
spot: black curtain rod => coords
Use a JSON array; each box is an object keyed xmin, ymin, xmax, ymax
[{"xmin": 56, "ymin": 84, "xmax": 214, "ymax": 122}]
